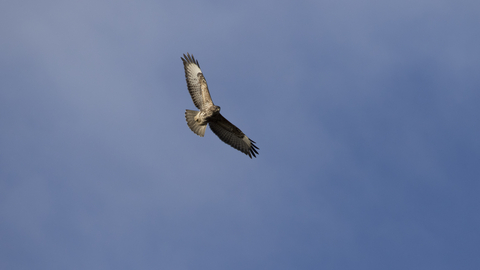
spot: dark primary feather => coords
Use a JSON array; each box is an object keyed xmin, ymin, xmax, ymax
[{"xmin": 182, "ymin": 53, "xmax": 200, "ymax": 68}]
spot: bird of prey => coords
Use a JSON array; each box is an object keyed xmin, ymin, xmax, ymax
[{"xmin": 181, "ymin": 53, "xmax": 259, "ymax": 158}]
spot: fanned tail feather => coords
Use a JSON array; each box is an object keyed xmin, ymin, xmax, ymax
[{"xmin": 185, "ymin": 110, "xmax": 207, "ymax": 137}]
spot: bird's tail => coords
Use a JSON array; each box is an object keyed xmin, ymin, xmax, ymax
[{"xmin": 185, "ymin": 110, "xmax": 207, "ymax": 137}]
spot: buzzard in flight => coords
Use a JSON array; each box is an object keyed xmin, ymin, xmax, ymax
[{"xmin": 181, "ymin": 53, "xmax": 259, "ymax": 158}]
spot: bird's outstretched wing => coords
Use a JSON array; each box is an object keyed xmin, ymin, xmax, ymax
[
  {"xmin": 181, "ymin": 53, "xmax": 214, "ymax": 109},
  {"xmin": 209, "ymin": 114, "xmax": 259, "ymax": 158}
]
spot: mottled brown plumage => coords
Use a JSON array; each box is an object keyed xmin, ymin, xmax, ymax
[{"xmin": 181, "ymin": 53, "xmax": 259, "ymax": 158}]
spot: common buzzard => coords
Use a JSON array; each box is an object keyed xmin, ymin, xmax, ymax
[{"xmin": 181, "ymin": 53, "xmax": 259, "ymax": 158}]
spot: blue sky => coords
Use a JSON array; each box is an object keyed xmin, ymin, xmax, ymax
[{"xmin": 1, "ymin": 0, "xmax": 479, "ymax": 269}]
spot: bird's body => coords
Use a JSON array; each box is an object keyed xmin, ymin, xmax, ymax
[{"xmin": 181, "ymin": 53, "xmax": 259, "ymax": 158}]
